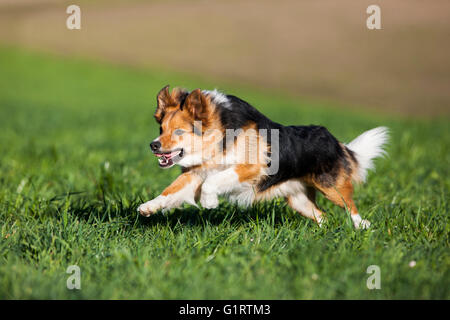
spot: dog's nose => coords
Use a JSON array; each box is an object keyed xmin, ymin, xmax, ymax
[{"xmin": 150, "ymin": 141, "xmax": 161, "ymax": 152}]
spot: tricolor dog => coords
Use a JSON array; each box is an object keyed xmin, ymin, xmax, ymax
[{"xmin": 138, "ymin": 86, "xmax": 389, "ymax": 229}]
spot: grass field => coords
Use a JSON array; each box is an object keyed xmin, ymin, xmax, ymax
[{"xmin": 0, "ymin": 47, "xmax": 448, "ymax": 299}]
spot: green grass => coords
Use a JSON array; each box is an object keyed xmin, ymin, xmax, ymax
[{"xmin": 0, "ymin": 47, "xmax": 448, "ymax": 299}]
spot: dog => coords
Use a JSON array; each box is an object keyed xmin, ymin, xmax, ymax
[{"xmin": 138, "ymin": 86, "xmax": 389, "ymax": 229}]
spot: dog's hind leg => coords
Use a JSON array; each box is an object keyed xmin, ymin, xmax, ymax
[
  {"xmin": 315, "ymin": 176, "xmax": 370, "ymax": 229},
  {"xmin": 286, "ymin": 187, "xmax": 325, "ymax": 226}
]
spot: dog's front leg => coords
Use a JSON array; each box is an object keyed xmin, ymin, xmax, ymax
[
  {"xmin": 200, "ymin": 167, "xmax": 241, "ymax": 209},
  {"xmin": 138, "ymin": 172, "xmax": 202, "ymax": 217}
]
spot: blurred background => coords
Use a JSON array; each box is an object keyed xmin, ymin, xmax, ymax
[
  {"xmin": 1, "ymin": 0, "xmax": 449, "ymax": 116},
  {"xmin": 1, "ymin": 0, "xmax": 449, "ymax": 300}
]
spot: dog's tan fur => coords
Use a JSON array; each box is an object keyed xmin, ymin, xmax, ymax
[{"xmin": 138, "ymin": 86, "xmax": 383, "ymax": 229}]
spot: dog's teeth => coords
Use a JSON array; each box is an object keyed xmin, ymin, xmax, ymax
[{"xmin": 159, "ymin": 156, "xmax": 170, "ymax": 166}]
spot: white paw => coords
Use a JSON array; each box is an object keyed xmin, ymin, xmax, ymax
[
  {"xmin": 357, "ymin": 219, "xmax": 371, "ymax": 229},
  {"xmin": 352, "ymin": 214, "xmax": 371, "ymax": 229},
  {"xmin": 200, "ymin": 192, "xmax": 219, "ymax": 209},
  {"xmin": 316, "ymin": 215, "xmax": 325, "ymax": 228},
  {"xmin": 138, "ymin": 196, "xmax": 164, "ymax": 217}
]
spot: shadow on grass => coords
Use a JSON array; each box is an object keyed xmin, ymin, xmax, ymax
[{"xmin": 68, "ymin": 194, "xmax": 294, "ymax": 230}]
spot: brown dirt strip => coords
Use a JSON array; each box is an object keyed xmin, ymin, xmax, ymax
[{"xmin": 1, "ymin": 0, "xmax": 449, "ymax": 116}]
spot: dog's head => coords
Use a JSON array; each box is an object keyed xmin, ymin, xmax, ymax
[{"xmin": 150, "ymin": 86, "xmax": 222, "ymax": 168}]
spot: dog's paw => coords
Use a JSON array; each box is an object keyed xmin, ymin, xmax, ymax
[
  {"xmin": 138, "ymin": 197, "xmax": 164, "ymax": 217},
  {"xmin": 352, "ymin": 214, "xmax": 371, "ymax": 229},
  {"xmin": 200, "ymin": 192, "xmax": 219, "ymax": 209},
  {"xmin": 357, "ymin": 219, "xmax": 371, "ymax": 229},
  {"xmin": 316, "ymin": 215, "xmax": 325, "ymax": 228}
]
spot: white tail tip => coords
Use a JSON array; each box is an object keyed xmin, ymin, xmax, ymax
[{"xmin": 346, "ymin": 126, "xmax": 389, "ymax": 182}]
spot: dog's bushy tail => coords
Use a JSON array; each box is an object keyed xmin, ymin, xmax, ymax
[{"xmin": 346, "ymin": 127, "xmax": 389, "ymax": 183}]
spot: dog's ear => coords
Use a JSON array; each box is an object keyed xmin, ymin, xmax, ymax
[
  {"xmin": 171, "ymin": 87, "xmax": 189, "ymax": 109},
  {"xmin": 184, "ymin": 89, "xmax": 209, "ymax": 121},
  {"xmin": 154, "ymin": 85, "xmax": 175, "ymax": 123}
]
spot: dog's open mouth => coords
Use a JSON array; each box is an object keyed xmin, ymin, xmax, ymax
[{"xmin": 154, "ymin": 149, "xmax": 184, "ymax": 168}]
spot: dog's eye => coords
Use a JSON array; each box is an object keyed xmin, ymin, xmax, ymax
[
  {"xmin": 159, "ymin": 127, "xmax": 163, "ymax": 135},
  {"xmin": 174, "ymin": 129, "xmax": 185, "ymax": 136}
]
